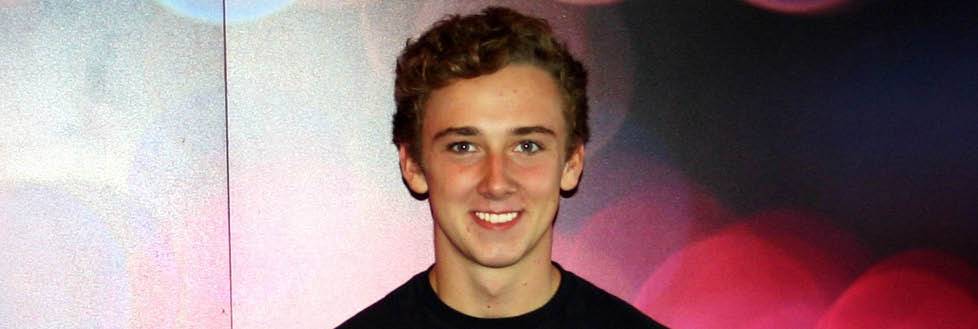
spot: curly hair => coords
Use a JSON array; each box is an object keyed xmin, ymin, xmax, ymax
[{"xmin": 393, "ymin": 6, "xmax": 589, "ymax": 163}]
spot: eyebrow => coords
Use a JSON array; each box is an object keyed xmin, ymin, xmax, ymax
[
  {"xmin": 512, "ymin": 126, "xmax": 556, "ymax": 137},
  {"xmin": 431, "ymin": 125, "xmax": 557, "ymax": 142},
  {"xmin": 432, "ymin": 126, "xmax": 479, "ymax": 141}
]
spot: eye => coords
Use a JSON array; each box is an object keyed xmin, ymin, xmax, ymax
[
  {"xmin": 448, "ymin": 142, "xmax": 477, "ymax": 153},
  {"xmin": 514, "ymin": 140, "xmax": 542, "ymax": 153}
]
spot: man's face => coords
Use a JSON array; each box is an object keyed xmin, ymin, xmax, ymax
[{"xmin": 399, "ymin": 64, "xmax": 584, "ymax": 269}]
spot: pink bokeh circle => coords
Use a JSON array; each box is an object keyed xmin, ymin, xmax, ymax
[
  {"xmin": 743, "ymin": 0, "xmax": 854, "ymax": 15},
  {"xmin": 634, "ymin": 210, "xmax": 869, "ymax": 328},
  {"xmin": 817, "ymin": 250, "xmax": 978, "ymax": 329}
]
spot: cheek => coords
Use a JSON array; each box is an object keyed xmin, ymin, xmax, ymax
[
  {"xmin": 512, "ymin": 161, "xmax": 563, "ymax": 192},
  {"xmin": 428, "ymin": 163, "xmax": 480, "ymax": 195}
]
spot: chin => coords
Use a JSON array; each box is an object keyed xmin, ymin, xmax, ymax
[{"xmin": 470, "ymin": 251, "xmax": 524, "ymax": 269}]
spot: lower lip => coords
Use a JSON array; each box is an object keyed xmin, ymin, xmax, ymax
[{"xmin": 472, "ymin": 212, "xmax": 521, "ymax": 231}]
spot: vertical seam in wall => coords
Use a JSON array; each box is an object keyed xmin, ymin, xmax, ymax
[{"xmin": 222, "ymin": 0, "xmax": 234, "ymax": 328}]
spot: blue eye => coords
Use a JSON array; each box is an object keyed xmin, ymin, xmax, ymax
[
  {"xmin": 514, "ymin": 141, "xmax": 542, "ymax": 153},
  {"xmin": 448, "ymin": 142, "xmax": 476, "ymax": 153}
]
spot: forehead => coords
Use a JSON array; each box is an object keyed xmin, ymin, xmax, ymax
[{"xmin": 421, "ymin": 64, "xmax": 566, "ymax": 135}]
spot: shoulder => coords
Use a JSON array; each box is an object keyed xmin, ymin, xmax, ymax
[
  {"xmin": 335, "ymin": 271, "xmax": 427, "ymax": 329},
  {"xmin": 560, "ymin": 268, "xmax": 669, "ymax": 328}
]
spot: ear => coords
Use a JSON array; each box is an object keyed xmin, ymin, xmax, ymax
[
  {"xmin": 399, "ymin": 144, "xmax": 429, "ymax": 195},
  {"xmin": 560, "ymin": 143, "xmax": 585, "ymax": 192}
]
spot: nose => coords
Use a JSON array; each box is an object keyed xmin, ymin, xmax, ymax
[{"xmin": 477, "ymin": 153, "xmax": 517, "ymax": 199}]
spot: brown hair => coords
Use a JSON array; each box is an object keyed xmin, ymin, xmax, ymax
[{"xmin": 393, "ymin": 6, "xmax": 589, "ymax": 162}]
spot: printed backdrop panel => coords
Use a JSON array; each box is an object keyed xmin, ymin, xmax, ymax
[{"xmin": 0, "ymin": 1, "xmax": 229, "ymax": 328}]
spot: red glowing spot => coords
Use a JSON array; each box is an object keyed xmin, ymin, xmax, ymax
[
  {"xmin": 817, "ymin": 250, "xmax": 978, "ymax": 329},
  {"xmin": 743, "ymin": 0, "xmax": 854, "ymax": 15},
  {"xmin": 634, "ymin": 210, "xmax": 869, "ymax": 329}
]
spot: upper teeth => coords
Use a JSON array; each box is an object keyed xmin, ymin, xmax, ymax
[{"xmin": 475, "ymin": 212, "xmax": 518, "ymax": 224}]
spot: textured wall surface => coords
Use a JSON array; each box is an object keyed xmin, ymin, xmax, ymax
[{"xmin": 2, "ymin": 1, "xmax": 976, "ymax": 328}]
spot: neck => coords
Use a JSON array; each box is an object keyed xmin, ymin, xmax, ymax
[{"xmin": 430, "ymin": 228, "xmax": 560, "ymax": 318}]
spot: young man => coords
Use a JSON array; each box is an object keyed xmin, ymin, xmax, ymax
[{"xmin": 339, "ymin": 7, "xmax": 665, "ymax": 328}]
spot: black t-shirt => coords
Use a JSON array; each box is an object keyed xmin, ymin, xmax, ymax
[{"xmin": 337, "ymin": 263, "xmax": 667, "ymax": 329}]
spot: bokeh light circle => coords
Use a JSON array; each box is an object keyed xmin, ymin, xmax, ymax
[
  {"xmin": 817, "ymin": 250, "xmax": 978, "ymax": 329},
  {"xmin": 634, "ymin": 210, "xmax": 869, "ymax": 328},
  {"xmin": 155, "ymin": 0, "xmax": 296, "ymax": 24},
  {"xmin": 743, "ymin": 0, "xmax": 853, "ymax": 15},
  {"xmin": 556, "ymin": 173, "xmax": 728, "ymax": 299}
]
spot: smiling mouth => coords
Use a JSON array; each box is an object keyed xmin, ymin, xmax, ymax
[{"xmin": 474, "ymin": 211, "xmax": 519, "ymax": 224}]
